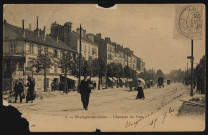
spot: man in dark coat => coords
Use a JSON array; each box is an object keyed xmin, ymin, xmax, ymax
[
  {"xmin": 16, "ymin": 79, "xmax": 24, "ymax": 103},
  {"xmin": 79, "ymin": 76, "xmax": 92, "ymax": 110}
]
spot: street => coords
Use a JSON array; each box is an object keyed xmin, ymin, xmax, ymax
[{"xmin": 10, "ymin": 83, "xmax": 205, "ymax": 132}]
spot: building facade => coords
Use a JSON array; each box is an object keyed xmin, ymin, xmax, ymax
[
  {"xmin": 3, "ymin": 20, "xmax": 77, "ymax": 92},
  {"xmin": 49, "ymin": 22, "xmax": 99, "ymax": 61}
]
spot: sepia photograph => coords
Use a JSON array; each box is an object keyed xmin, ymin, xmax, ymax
[{"xmin": 2, "ymin": 4, "xmax": 206, "ymax": 133}]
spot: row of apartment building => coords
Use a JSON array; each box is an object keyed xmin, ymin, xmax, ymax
[{"xmin": 3, "ymin": 17, "xmax": 145, "ymax": 91}]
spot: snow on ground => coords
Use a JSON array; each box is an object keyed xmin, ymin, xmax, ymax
[{"xmin": 7, "ymin": 83, "xmax": 205, "ymax": 132}]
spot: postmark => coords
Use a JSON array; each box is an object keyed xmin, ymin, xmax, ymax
[{"xmin": 178, "ymin": 5, "xmax": 203, "ymax": 39}]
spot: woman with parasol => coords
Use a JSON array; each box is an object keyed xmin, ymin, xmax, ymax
[{"xmin": 136, "ymin": 78, "xmax": 145, "ymax": 100}]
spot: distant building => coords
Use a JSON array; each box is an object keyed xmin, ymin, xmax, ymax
[
  {"xmin": 114, "ymin": 43, "xmax": 125, "ymax": 66},
  {"xmin": 49, "ymin": 22, "xmax": 98, "ymax": 60},
  {"xmin": 3, "ymin": 19, "xmax": 77, "ymax": 91}
]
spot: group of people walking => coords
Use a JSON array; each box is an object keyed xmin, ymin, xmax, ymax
[
  {"xmin": 13, "ymin": 75, "xmax": 145, "ymax": 109},
  {"xmin": 13, "ymin": 76, "xmax": 36, "ymax": 103},
  {"xmin": 79, "ymin": 77, "xmax": 145, "ymax": 111}
]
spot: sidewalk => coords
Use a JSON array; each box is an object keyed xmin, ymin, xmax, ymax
[{"xmin": 177, "ymin": 86, "xmax": 205, "ymax": 118}]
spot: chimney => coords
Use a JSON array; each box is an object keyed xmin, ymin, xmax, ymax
[
  {"xmin": 36, "ymin": 16, "xmax": 39, "ymax": 30},
  {"xmin": 96, "ymin": 33, "xmax": 101, "ymax": 38},
  {"xmin": 22, "ymin": 19, "xmax": 25, "ymax": 37},
  {"xmin": 43, "ymin": 26, "xmax": 46, "ymax": 40},
  {"xmin": 105, "ymin": 37, "xmax": 111, "ymax": 43}
]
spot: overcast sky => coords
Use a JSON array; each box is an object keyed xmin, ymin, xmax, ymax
[{"xmin": 3, "ymin": 4, "xmax": 205, "ymax": 74}]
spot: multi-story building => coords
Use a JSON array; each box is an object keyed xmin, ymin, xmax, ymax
[
  {"xmin": 3, "ymin": 20, "xmax": 77, "ymax": 91},
  {"xmin": 123, "ymin": 48, "xmax": 133, "ymax": 67},
  {"xmin": 105, "ymin": 37, "xmax": 116, "ymax": 64},
  {"xmin": 132, "ymin": 55, "xmax": 137, "ymax": 71},
  {"xmin": 114, "ymin": 43, "xmax": 125, "ymax": 66},
  {"xmin": 49, "ymin": 22, "xmax": 98, "ymax": 60},
  {"xmin": 73, "ymin": 29, "xmax": 98, "ymax": 60},
  {"xmin": 136, "ymin": 57, "xmax": 145, "ymax": 72}
]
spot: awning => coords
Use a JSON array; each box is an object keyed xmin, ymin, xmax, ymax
[
  {"xmin": 127, "ymin": 79, "xmax": 133, "ymax": 82},
  {"xmin": 109, "ymin": 78, "xmax": 115, "ymax": 82},
  {"xmin": 112, "ymin": 77, "xmax": 117, "ymax": 81},
  {"xmin": 120, "ymin": 78, "xmax": 126, "ymax": 82},
  {"xmin": 61, "ymin": 75, "xmax": 78, "ymax": 81},
  {"xmin": 136, "ymin": 71, "xmax": 141, "ymax": 74},
  {"xmin": 91, "ymin": 77, "xmax": 99, "ymax": 82}
]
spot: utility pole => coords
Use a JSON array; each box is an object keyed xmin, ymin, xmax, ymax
[
  {"xmin": 190, "ymin": 39, "xmax": 194, "ymax": 96},
  {"xmin": 78, "ymin": 25, "xmax": 82, "ymax": 92},
  {"xmin": 184, "ymin": 67, "xmax": 186, "ymax": 84},
  {"xmin": 187, "ymin": 62, "xmax": 188, "ymax": 85}
]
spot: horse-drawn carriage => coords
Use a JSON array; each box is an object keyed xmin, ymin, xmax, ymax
[
  {"xmin": 128, "ymin": 79, "xmax": 138, "ymax": 91},
  {"xmin": 157, "ymin": 77, "xmax": 164, "ymax": 88}
]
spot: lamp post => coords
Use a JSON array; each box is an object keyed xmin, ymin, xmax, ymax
[{"xmin": 78, "ymin": 24, "xmax": 82, "ymax": 92}]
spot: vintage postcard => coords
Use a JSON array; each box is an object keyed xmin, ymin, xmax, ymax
[{"xmin": 2, "ymin": 4, "xmax": 206, "ymax": 132}]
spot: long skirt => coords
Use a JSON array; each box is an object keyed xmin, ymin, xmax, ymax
[
  {"xmin": 26, "ymin": 89, "xmax": 35, "ymax": 101},
  {"xmin": 136, "ymin": 87, "xmax": 145, "ymax": 99}
]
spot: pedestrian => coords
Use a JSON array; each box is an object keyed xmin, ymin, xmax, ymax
[
  {"xmin": 79, "ymin": 76, "xmax": 92, "ymax": 110},
  {"xmin": 136, "ymin": 80, "xmax": 145, "ymax": 100},
  {"xmin": 51, "ymin": 80, "xmax": 55, "ymax": 91},
  {"xmin": 94, "ymin": 82, "xmax": 96, "ymax": 89},
  {"xmin": 13, "ymin": 80, "xmax": 19, "ymax": 103},
  {"xmin": 25, "ymin": 76, "xmax": 35, "ymax": 103}
]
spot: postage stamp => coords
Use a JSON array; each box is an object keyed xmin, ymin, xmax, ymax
[{"xmin": 174, "ymin": 4, "xmax": 205, "ymax": 40}]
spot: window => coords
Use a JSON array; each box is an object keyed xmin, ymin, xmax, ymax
[
  {"xmin": 10, "ymin": 43, "xmax": 16, "ymax": 53},
  {"xmin": 27, "ymin": 58, "xmax": 35, "ymax": 67},
  {"xmin": 54, "ymin": 49, "xmax": 58, "ymax": 57},
  {"xmin": 73, "ymin": 53, "xmax": 76, "ymax": 60},
  {"xmin": 112, "ymin": 47, "xmax": 114, "ymax": 53},
  {"xmin": 88, "ymin": 46, "xmax": 90, "ymax": 55},
  {"xmin": 84, "ymin": 45, "xmax": 87, "ymax": 53},
  {"xmin": 60, "ymin": 51, "xmax": 64, "ymax": 58},
  {"xmin": 44, "ymin": 47, "xmax": 48, "ymax": 53},
  {"xmin": 17, "ymin": 62, "xmax": 24, "ymax": 71},
  {"xmin": 38, "ymin": 46, "xmax": 42, "ymax": 54},
  {"xmin": 29, "ymin": 43, "xmax": 34, "ymax": 54},
  {"xmin": 4, "ymin": 62, "xmax": 7, "ymax": 72},
  {"xmin": 92, "ymin": 48, "xmax": 97, "ymax": 56},
  {"xmin": 54, "ymin": 65, "xmax": 57, "ymax": 73}
]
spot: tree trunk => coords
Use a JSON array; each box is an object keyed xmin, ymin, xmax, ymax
[
  {"xmin": 117, "ymin": 77, "xmax": 119, "ymax": 88},
  {"xmin": 98, "ymin": 76, "xmax": 100, "ymax": 90},
  {"xmin": 105, "ymin": 75, "xmax": 108, "ymax": 89},
  {"xmin": 44, "ymin": 68, "xmax": 47, "ymax": 92}
]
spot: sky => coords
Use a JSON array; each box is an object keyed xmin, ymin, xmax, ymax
[{"xmin": 3, "ymin": 4, "xmax": 205, "ymax": 74}]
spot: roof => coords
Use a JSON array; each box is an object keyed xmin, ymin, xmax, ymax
[{"xmin": 4, "ymin": 21, "xmax": 77, "ymax": 53}]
